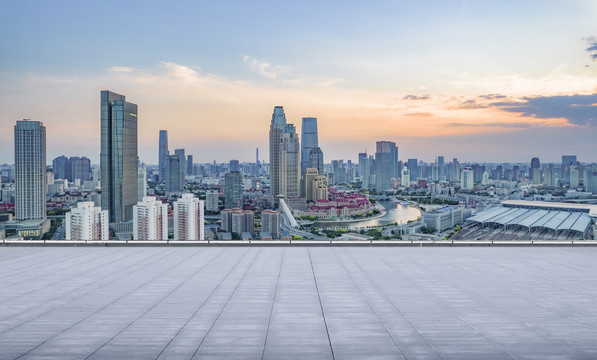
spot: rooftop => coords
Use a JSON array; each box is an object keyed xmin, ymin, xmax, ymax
[{"xmin": 1, "ymin": 246, "xmax": 597, "ymax": 359}]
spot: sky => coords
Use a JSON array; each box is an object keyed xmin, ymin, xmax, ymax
[{"xmin": 1, "ymin": 0, "xmax": 596, "ymax": 165}]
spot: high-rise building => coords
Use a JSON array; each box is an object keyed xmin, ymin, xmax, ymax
[
  {"xmin": 437, "ymin": 156, "xmax": 445, "ymax": 180},
  {"xmin": 407, "ymin": 159, "xmax": 418, "ymax": 182},
  {"xmin": 52, "ymin": 155, "xmax": 69, "ymax": 180},
  {"xmin": 570, "ymin": 167, "xmax": 580, "ymax": 188},
  {"xmin": 300, "ymin": 117, "xmax": 318, "ymax": 175},
  {"xmin": 173, "ymin": 193, "xmax": 204, "ymax": 240},
  {"xmin": 543, "ymin": 169, "xmax": 553, "ymax": 187},
  {"xmin": 174, "ymin": 149, "xmax": 186, "ymax": 183},
  {"xmin": 358, "ymin": 152, "xmax": 370, "ymax": 189},
  {"xmin": 229, "ymin": 159, "xmax": 240, "ymax": 173},
  {"xmin": 165, "ymin": 155, "xmax": 182, "ymax": 195},
  {"xmin": 65, "ymin": 202, "xmax": 109, "ymax": 240},
  {"xmin": 375, "ymin": 141, "xmax": 397, "ymax": 193},
  {"xmin": 279, "ymin": 124, "xmax": 300, "ymax": 198},
  {"xmin": 269, "ymin": 106, "xmax": 287, "ymax": 199},
  {"xmin": 232, "ymin": 209, "xmax": 254, "ymax": 236},
  {"xmin": 311, "ymin": 175, "xmax": 328, "ymax": 202},
  {"xmin": 158, "ymin": 130, "xmax": 169, "ymax": 183},
  {"xmin": 15, "ymin": 120, "xmax": 46, "ymax": 221},
  {"xmin": 100, "ymin": 90, "xmax": 138, "ymax": 223},
  {"xmin": 530, "ymin": 157, "xmax": 541, "ymax": 174},
  {"xmin": 256, "ymin": 148, "xmax": 260, "ymax": 164},
  {"xmin": 69, "ymin": 157, "xmax": 91, "ymax": 182},
  {"xmin": 309, "ymin": 147, "xmax": 324, "ymax": 178},
  {"xmin": 261, "ymin": 209, "xmax": 280, "ymax": 239},
  {"xmin": 401, "ymin": 167, "xmax": 410, "ymax": 187},
  {"xmin": 205, "ymin": 190, "xmax": 219, "ymax": 212},
  {"xmin": 187, "ymin": 155, "xmax": 193, "ymax": 175},
  {"xmin": 133, "ymin": 196, "xmax": 168, "ymax": 240},
  {"xmin": 461, "ymin": 167, "xmax": 474, "ymax": 190},
  {"xmin": 532, "ymin": 168, "xmax": 542, "ymax": 185},
  {"xmin": 137, "ymin": 163, "xmax": 147, "ymax": 201},
  {"xmin": 561, "ymin": 155, "xmax": 577, "ymax": 183},
  {"xmin": 224, "ymin": 171, "xmax": 243, "ymax": 209},
  {"xmin": 302, "ymin": 168, "xmax": 319, "ymax": 201}
]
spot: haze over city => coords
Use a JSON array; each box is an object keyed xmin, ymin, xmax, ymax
[{"xmin": 1, "ymin": 0, "xmax": 597, "ymax": 164}]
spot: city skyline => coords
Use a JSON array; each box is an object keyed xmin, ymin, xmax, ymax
[{"xmin": 1, "ymin": 1, "xmax": 597, "ymax": 164}]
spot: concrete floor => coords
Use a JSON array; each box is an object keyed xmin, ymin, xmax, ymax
[{"xmin": 1, "ymin": 247, "xmax": 597, "ymax": 360}]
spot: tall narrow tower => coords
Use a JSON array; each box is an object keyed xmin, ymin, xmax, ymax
[
  {"xmin": 300, "ymin": 117, "xmax": 318, "ymax": 175},
  {"xmin": 269, "ymin": 106, "xmax": 287, "ymax": 198},
  {"xmin": 279, "ymin": 124, "xmax": 300, "ymax": 198},
  {"xmin": 158, "ymin": 130, "xmax": 168, "ymax": 182},
  {"xmin": 100, "ymin": 90, "xmax": 138, "ymax": 223},
  {"xmin": 14, "ymin": 120, "xmax": 46, "ymax": 220}
]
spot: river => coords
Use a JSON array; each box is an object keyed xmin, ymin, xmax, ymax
[{"xmin": 313, "ymin": 200, "xmax": 421, "ymax": 229}]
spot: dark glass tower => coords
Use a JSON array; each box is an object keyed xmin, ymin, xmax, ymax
[
  {"xmin": 300, "ymin": 117, "xmax": 318, "ymax": 175},
  {"xmin": 269, "ymin": 106, "xmax": 287, "ymax": 198},
  {"xmin": 100, "ymin": 90, "xmax": 138, "ymax": 223},
  {"xmin": 158, "ymin": 130, "xmax": 169, "ymax": 182},
  {"xmin": 375, "ymin": 141, "xmax": 397, "ymax": 193}
]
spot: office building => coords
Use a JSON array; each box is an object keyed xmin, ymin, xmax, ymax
[
  {"xmin": 224, "ymin": 171, "xmax": 243, "ymax": 209},
  {"xmin": 375, "ymin": 141, "xmax": 397, "ymax": 193},
  {"xmin": 205, "ymin": 190, "xmax": 219, "ymax": 212},
  {"xmin": 358, "ymin": 152, "xmax": 370, "ymax": 189},
  {"xmin": 407, "ymin": 158, "xmax": 418, "ymax": 182},
  {"xmin": 532, "ymin": 168, "xmax": 542, "ymax": 185},
  {"xmin": 300, "ymin": 117, "xmax": 318, "ymax": 175},
  {"xmin": 401, "ymin": 167, "xmax": 410, "ymax": 187},
  {"xmin": 279, "ymin": 124, "xmax": 300, "ymax": 198},
  {"xmin": 570, "ymin": 167, "xmax": 580, "ymax": 188},
  {"xmin": 311, "ymin": 175, "xmax": 328, "ymax": 202},
  {"xmin": 269, "ymin": 106, "xmax": 287, "ymax": 199},
  {"xmin": 309, "ymin": 147, "xmax": 324, "ymax": 178},
  {"xmin": 187, "ymin": 155, "xmax": 193, "ymax": 175},
  {"xmin": 302, "ymin": 168, "xmax": 319, "ymax": 201},
  {"xmin": 461, "ymin": 167, "xmax": 474, "ymax": 190},
  {"xmin": 422, "ymin": 206, "xmax": 472, "ymax": 232},
  {"xmin": 14, "ymin": 120, "xmax": 46, "ymax": 221},
  {"xmin": 261, "ymin": 209, "xmax": 280, "ymax": 239},
  {"xmin": 137, "ymin": 164, "xmax": 147, "ymax": 201},
  {"xmin": 174, "ymin": 149, "xmax": 186, "ymax": 182},
  {"xmin": 65, "ymin": 202, "xmax": 109, "ymax": 240},
  {"xmin": 173, "ymin": 193, "xmax": 204, "ymax": 240},
  {"xmin": 100, "ymin": 90, "xmax": 138, "ymax": 223},
  {"xmin": 70, "ymin": 157, "xmax": 91, "ymax": 182},
  {"xmin": 229, "ymin": 160, "xmax": 240, "ymax": 173},
  {"xmin": 133, "ymin": 196, "xmax": 168, "ymax": 240},
  {"xmin": 53, "ymin": 155, "xmax": 69, "ymax": 180},
  {"xmin": 165, "ymin": 155, "xmax": 182, "ymax": 195},
  {"xmin": 562, "ymin": 155, "xmax": 577, "ymax": 183},
  {"xmin": 158, "ymin": 130, "xmax": 169, "ymax": 183}
]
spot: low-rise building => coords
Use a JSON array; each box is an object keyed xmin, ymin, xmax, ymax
[{"xmin": 422, "ymin": 206, "xmax": 472, "ymax": 232}]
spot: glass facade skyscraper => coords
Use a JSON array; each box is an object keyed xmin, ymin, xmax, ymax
[
  {"xmin": 309, "ymin": 147, "xmax": 324, "ymax": 177},
  {"xmin": 100, "ymin": 90, "xmax": 138, "ymax": 223},
  {"xmin": 158, "ymin": 130, "xmax": 169, "ymax": 182},
  {"xmin": 375, "ymin": 141, "xmax": 397, "ymax": 193},
  {"xmin": 14, "ymin": 120, "xmax": 46, "ymax": 221},
  {"xmin": 269, "ymin": 106, "xmax": 287, "ymax": 198},
  {"xmin": 279, "ymin": 124, "xmax": 300, "ymax": 198},
  {"xmin": 300, "ymin": 117, "xmax": 318, "ymax": 175}
]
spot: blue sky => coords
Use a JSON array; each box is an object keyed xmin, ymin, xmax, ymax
[{"xmin": 1, "ymin": 0, "xmax": 596, "ymax": 164}]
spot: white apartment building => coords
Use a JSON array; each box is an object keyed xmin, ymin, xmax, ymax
[
  {"xmin": 173, "ymin": 193, "xmax": 204, "ymax": 240},
  {"xmin": 66, "ymin": 201, "xmax": 109, "ymax": 240},
  {"xmin": 133, "ymin": 196, "xmax": 168, "ymax": 240}
]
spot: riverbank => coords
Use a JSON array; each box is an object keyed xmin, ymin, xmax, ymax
[{"xmin": 312, "ymin": 203, "xmax": 387, "ymax": 225}]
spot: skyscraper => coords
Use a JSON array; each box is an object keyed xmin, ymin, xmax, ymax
[
  {"xmin": 407, "ymin": 158, "xmax": 418, "ymax": 182},
  {"xmin": 158, "ymin": 130, "xmax": 169, "ymax": 183},
  {"xmin": 358, "ymin": 152, "xmax": 369, "ymax": 189},
  {"xmin": 229, "ymin": 159, "xmax": 240, "ymax": 173},
  {"xmin": 375, "ymin": 141, "xmax": 397, "ymax": 193},
  {"xmin": 561, "ymin": 155, "xmax": 577, "ymax": 184},
  {"xmin": 261, "ymin": 209, "xmax": 280, "ymax": 239},
  {"xmin": 69, "ymin": 157, "xmax": 91, "ymax": 182},
  {"xmin": 279, "ymin": 124, "xmax": 300, "ymax": 198},
  {"xmin": 173, "ymin": 193, "xmax": 204, "ymax": 240},
  {"xmin": 461, "ymin": 167, "xmax": 474, "ymax": 190},
  {"xmin": 309, "ymin": 147, "xmax": 324, "ymax": 177},
  {"xmin": 14, "ymin": 120, "xmax": 46, "ymax": 221},
  {"xmin": 133, "ymin": 196, "xmax": 168, "ymax": 240},
  {"xmin": 175, "ymin": 149, "xmax": 186, "ymax": 183},
  {"xmin": 269, "ymin": 106, "xmax": 287, "ymax": 198},
  {"xmin": 137, "ymin": 163, "xmax": 147, "ymax": 201},
  {"xmin": 224, "ymin": 171, "xmax": 243, "ymax": 209},
  {"xmin": 187, "ymin": 155, "xmax": 193, "ymax": 175},
  {"xmin": 165, "ymin": 155, "xmax": 182, "ymax": 195},
  {"xmin": 300, "ymin": 117, "xmax": 318, "ymax": 175},
  {"xmin": 65, "ymin": 202, "xmax": 109, "ymax": 240},
  {"xmin": 52, "ymin": 155, "xmax": 69, "ymax": 180},
  {"xmin": 100, "ymin": 90, "xmax": 138, "ymax": 223}
]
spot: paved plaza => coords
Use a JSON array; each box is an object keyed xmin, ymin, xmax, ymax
[{"xmin": 1, "ymin": 246, "xmax": 597, "ymax": 359}]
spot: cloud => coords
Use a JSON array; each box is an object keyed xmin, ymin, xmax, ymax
[
  {"xmin": 492, "ymin": 94, "xmax": 597, "ymax": 126},
  {"xmin": 242, "ymin": 56, "xmax": 289, "ymax": 80},
  {"xmin": 402, "ymin": 94, "xmax": 431, "ymax": 100},
  {"xmin": 586, "ymin": 36, "xmax": 597, "ymax": 61},
  {"xmin": 447, "ymin": 122, "xmax": 534, "ymax": 129},
  {"xmin": 404, "ymin": 112, "xmax": 434, "ymax": 117},
  {"xmin": 478, "ymin": 93, "xmax": 506, "ymax": 100},
  {"xmin": 457, "ymin": 99, "xmax": 489, "ymax": 109},
  {"xmin": 108, "ymin": 66, "xmax": 135, "ymax": 73}
]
